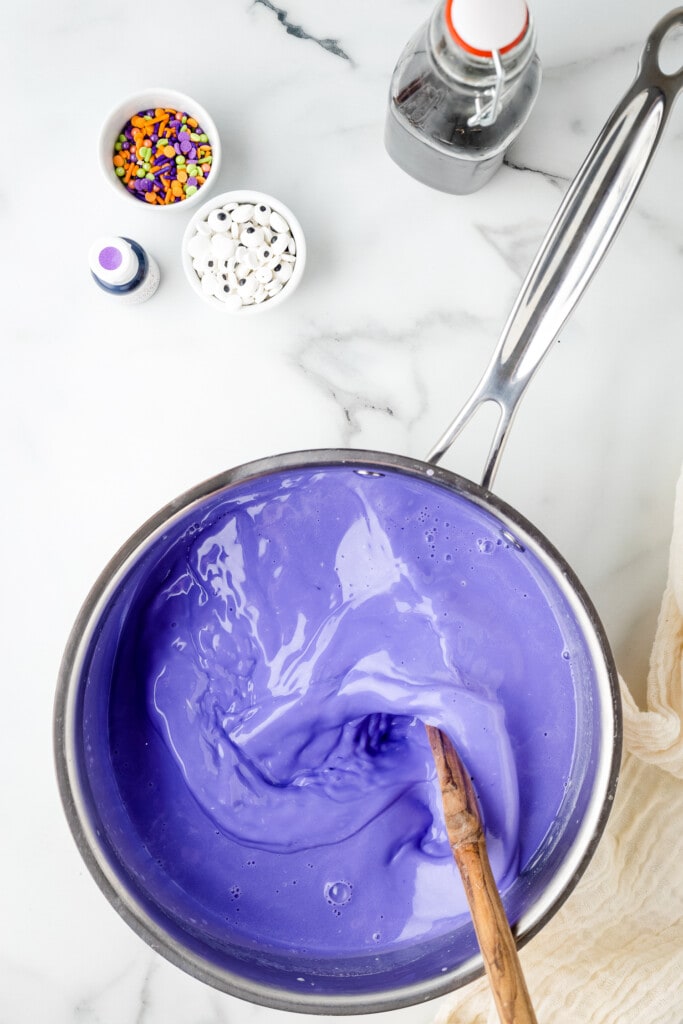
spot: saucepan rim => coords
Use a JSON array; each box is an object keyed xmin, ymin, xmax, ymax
[{"xmin": 53, "ymin": 447, "xmax": 622, "ymax": 1014}]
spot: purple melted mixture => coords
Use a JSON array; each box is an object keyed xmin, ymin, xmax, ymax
[{"xmin": 107, "ymin": 465, "xmax": 580, "ymax": 958}]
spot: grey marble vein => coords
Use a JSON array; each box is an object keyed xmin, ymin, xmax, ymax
[
  {"xmin": 502, "ymin": 153, "xmax": 570, "ymax": 188},
  {"xmin": 253, "ymin": 0, "xmax": 354, "ymax": 63},
  {"xmin": 292, "ymin": 311, "xmax": 477, "ymax": 450},
  {"xmin": 133, "ymin": 958, "xmax": 156, "ymax": 1024},
  {"xmin": 477, "ymin": 220, "xmax": 549, "ymax": 280},
  {"xmin": 293, "ymin": 332, "xmax": 403, "ymax": 447}
]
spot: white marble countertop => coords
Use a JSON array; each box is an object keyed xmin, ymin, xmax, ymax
[{"xmin": 3, "ymin": 1, "xmax": 683, "ymax": 1021}]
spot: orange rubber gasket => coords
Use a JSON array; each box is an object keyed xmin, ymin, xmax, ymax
[{"xmin": 445, "ymin": 1, "xmax": 529, "ymax": 57}]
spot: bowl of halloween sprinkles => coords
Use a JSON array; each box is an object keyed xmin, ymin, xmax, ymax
[
  {"xmin": 99, "ymin": 89, "xmax": 220, "ymax": 209},
  {"xmin": 181, "ymin": 190, "xmax": 306, "ymax": 312}
]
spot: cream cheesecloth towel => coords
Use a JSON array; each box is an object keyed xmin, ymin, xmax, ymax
[{"xmin": 435, "ymin": 467, "xmax": 683, "ymax": 1024}]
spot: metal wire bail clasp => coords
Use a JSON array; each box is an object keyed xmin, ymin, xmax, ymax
[{"xmin": 468, "ymin": 49, "xmax": 505, "ymax": 127}]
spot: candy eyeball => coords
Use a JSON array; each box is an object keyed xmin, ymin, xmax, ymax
[
  {"xmin": 208, "ymin": 208, "xmax": 231, "ymax": 232},
  {"xmin": 240, "ymin": 225, "xmax": 265, "ymax": 248},
  {"xmin": 201, "ymin": 272, "xmax": 221, "ymax": 296},
  {"xmin": 187, "ymin": 232, "xmax": 212, "ymax": 260},
  {"xmin": 237, "ymin": 275, "xmax": 257, "ymax": 297},
  {"xmin": 210, "ymin": 234, "xmax": 236, "ymax": 260},
  {"xmin": 185, "ymin": 198, "xmax": 301, "ymax": 310},
  {"xmin": 270, "ymin": 233, "xmax": 290, "ymax": 256},
  {"xmin": 231, "ymin": 204, "xmax": 255, "ymax": 224},
  {"xmin": 274, "ymin": 262, "xmax": 293, "ymax": 283},
  {"xmin": 269, "ymin": 210, "xmax": 288, "ymax": 233},
  {"xmin": 254, "ymin": 204, "xmax": 271, "ymax": 226}
]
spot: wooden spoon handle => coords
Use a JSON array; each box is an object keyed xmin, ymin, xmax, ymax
[
  {"xmin": 454, "ymin": 837, "xmax": 538, "ymax": 1024},
  {"xmin": 425, "ymin": 725, "xmax": 538, "ymax": 1024}
]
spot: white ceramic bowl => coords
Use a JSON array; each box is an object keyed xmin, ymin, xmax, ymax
[
  {"xmin": 181, "ymin": 190, "xmax": 306, "ymax": 313},
  {"xmin": 98, "ymin": 88, "xmax": 221, "ymax": 211}
]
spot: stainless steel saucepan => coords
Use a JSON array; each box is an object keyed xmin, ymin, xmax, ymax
[{"xmin": 54, "ymin": 11, "xmax": 683, "ymax": 1015}]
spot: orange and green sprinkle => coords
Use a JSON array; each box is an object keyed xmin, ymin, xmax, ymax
[{"xmin": 113, "ymin": 106, "xmax": 213, "ymax": 205}]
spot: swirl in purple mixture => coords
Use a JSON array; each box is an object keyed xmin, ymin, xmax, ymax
[{"xmin": 142, "ymin": 469, "xmax": 538, "ymax": 881}]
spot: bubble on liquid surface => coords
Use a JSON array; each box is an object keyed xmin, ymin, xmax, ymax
[
  {"xmin": 477, "ymin": 538, "xmax": 495, "ymax": 554},
  {"xmin": 324, "ymin": 880, "xmax": 352, "ymax": 906}
]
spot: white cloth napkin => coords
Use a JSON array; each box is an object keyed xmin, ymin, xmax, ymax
[{"xmin": 435, "ymin": 467, "xmax": 683, "ymax": 1024}]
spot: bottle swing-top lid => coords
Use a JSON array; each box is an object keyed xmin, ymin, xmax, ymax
[{"xmin": 445, "ymin": 0, "xmax": 529, "ymax": 58}]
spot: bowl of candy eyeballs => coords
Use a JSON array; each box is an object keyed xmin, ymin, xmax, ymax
[
  {"xmin": 99, "ymin": 88, "xmax": 221, "ymax": 210},
  {"xmin": 181, "ymin": 190, "xmax": 306, "ymax": 312}
]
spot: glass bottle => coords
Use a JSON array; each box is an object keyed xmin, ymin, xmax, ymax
[{"xmin": 385, "ymin": 0, "xmax": 541, "ymax": 194}]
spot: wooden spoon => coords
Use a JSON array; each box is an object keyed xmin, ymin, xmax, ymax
[{"xmin": 425, "ymin": 725, "xmax": 538, "ymax": 1024}]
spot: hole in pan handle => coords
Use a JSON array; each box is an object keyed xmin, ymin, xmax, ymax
[{"xmin": 427, "ymin": 7, "xmax": 683, "ymax": 492}]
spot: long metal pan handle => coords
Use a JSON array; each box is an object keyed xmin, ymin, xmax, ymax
[{"xmin": 427, "ymin": 8, "xmax": 683, "ymax": 490}]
